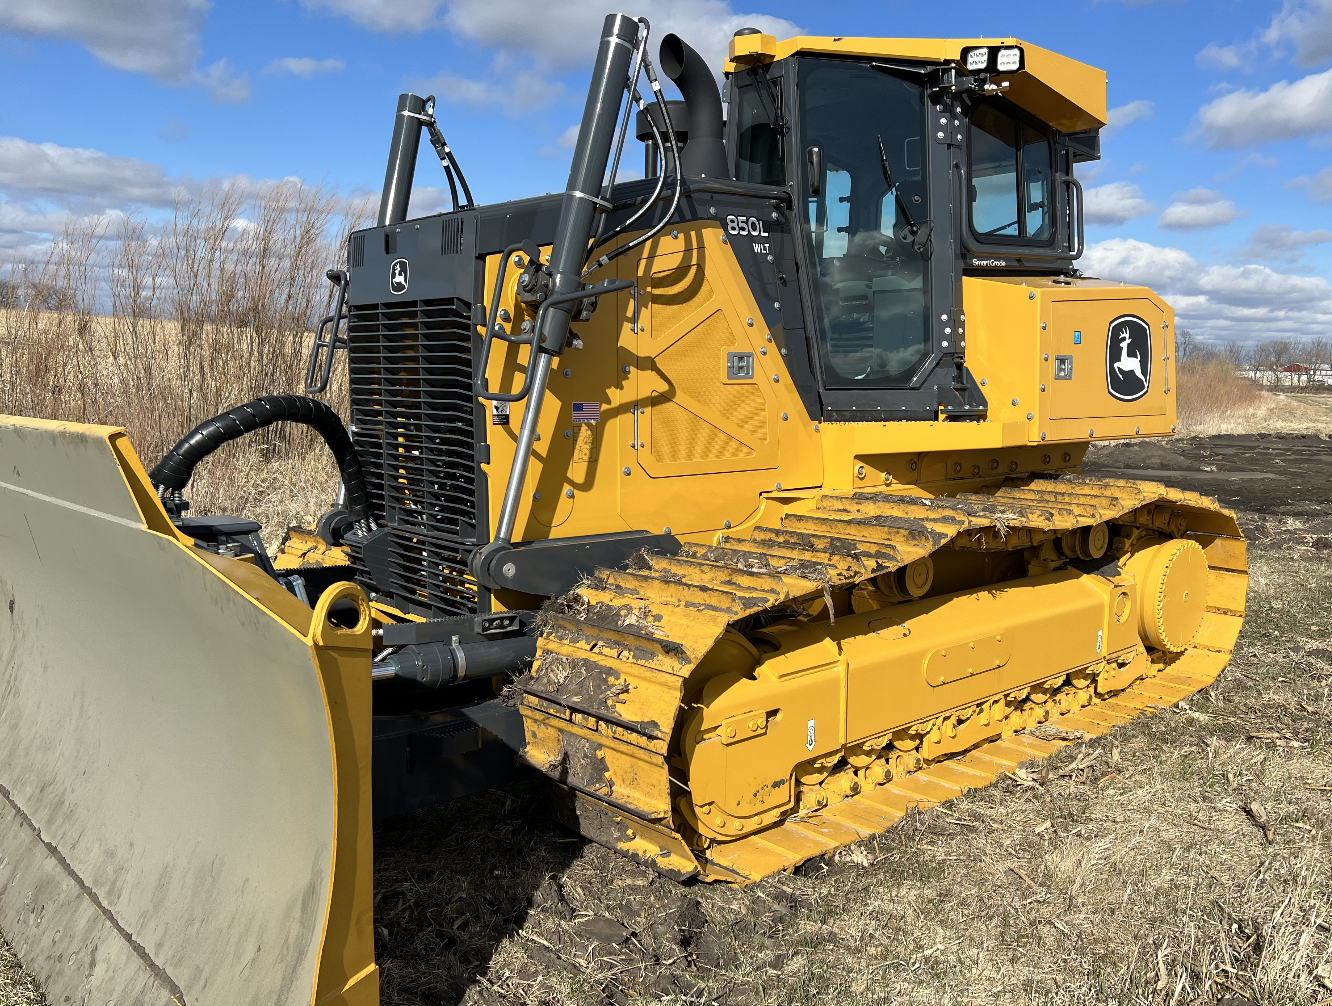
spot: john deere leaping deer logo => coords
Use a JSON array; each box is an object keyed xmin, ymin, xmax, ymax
[
  {"xmin": 389, "ymin": 257, "xmax": 409, "ymax": 295},
  {"xmin": 1105, "ymin": 314, "xmax": 1152, "ymax": 402}
]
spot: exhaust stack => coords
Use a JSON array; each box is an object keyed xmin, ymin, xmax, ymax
[{"xmin": 659, "ymin": 34, "xmax": 729, "ymax": 179}]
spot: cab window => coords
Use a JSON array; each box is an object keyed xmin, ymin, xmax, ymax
[
  {"xmin": 969, "ymin": 104, "xmax": 1052, "ymax": 243},
  {"xmin": 734, "ymin": 80, "xmax": 786, "ymax": 185}
]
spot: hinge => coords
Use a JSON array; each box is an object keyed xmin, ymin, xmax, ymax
[{"xmin": 931, "ymin": 96, "xmax": 964, "ymax": 148}]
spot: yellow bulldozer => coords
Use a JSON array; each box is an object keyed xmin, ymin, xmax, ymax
[{"xmin": 0, "ymin": 15, "xmax": 1246, "ymax": 1004}]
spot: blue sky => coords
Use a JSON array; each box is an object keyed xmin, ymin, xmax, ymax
[{"xmin": 1, "ymin": 0, "xmax": 1329, "ymax": 344}]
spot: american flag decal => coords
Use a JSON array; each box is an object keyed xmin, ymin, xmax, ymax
[{"xmin": 572, "ymin": 402, "xmax": 601, "ymax": 423}]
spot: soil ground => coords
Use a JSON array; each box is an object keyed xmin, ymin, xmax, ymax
[{"xmin": 3, "ymin": 433, "xmax": 1330, "ymax": 1005}]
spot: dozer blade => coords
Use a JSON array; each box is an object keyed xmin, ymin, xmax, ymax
[{"xmin": 0, "ymin": 418, "xmax": 378, "ymax": 1005}]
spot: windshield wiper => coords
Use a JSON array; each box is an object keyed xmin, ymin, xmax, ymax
[{"xmin": 877, "ymin": 134, "xmax": 932, "ymax": 253}]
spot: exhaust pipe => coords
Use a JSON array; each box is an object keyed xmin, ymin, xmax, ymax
[{"xmin": 659, "ymin": 34, "xmax": 729, "ymax": 180}]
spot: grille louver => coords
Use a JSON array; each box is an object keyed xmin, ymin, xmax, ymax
[
  {"xmin": 348, "ymin": 296, "xmax": 480, "ymax": 616},
  {"xmin": 441, "ymin": 217, "xmax": 464, "ymax": 256}
]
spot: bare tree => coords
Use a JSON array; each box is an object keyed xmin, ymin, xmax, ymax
[
  {"xmin": 1308, "ymin": 335, "xmax": 1330, "ymax": 387},
  {"xmin": 1223, "ymin": 340, "xmax": 1250, "ymax": 374},
  {"xmin": 1175, "ymin": 328, "xmax": 1199, "ymax": 367},
  {"xmin": 1267, "ymin": 339, "xmax": 1296, "ymax": 386}
]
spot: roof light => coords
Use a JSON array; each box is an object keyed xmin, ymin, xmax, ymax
[
  {"xmin": 964, "ymin": 47, "xmax": 989, "ymax": 72},
  {"xmin": 996, "ymin": 47, "xmax": 1023, "ymax": 73}
]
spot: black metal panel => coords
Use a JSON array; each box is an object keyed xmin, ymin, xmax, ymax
[
  {"xmin": 372, "ymin": 701, "xmax": 528, "ymax": 819},
  {"xmin": 348, "ymin": 294, "xmax": 482, "ymax": 616}
]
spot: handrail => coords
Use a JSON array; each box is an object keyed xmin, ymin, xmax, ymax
[
  {"xmin": 305, "ymin": 269, "xmax": 349, "ymax": 394},
  {"xmin": 476, "ymin": 278, "xmax": 634, "ymax": 404},
  {"xmin": 474, "ymin": 242, "xmax": 537, "ymax": 403}
]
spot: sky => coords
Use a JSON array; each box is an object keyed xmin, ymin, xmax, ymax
[{"xmin": 0, "ymin": 0, "xmax": 1329, "ymax": 345}]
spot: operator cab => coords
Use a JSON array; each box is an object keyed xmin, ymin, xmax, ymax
[{"xmin": 722, "ymin": 35, "xmax": 1102, "ymax": 413}]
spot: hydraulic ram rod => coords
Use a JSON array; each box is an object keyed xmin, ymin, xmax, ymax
[{"xmin": 472, "ymin": 12, "xmax": 640, "ymax": 585}]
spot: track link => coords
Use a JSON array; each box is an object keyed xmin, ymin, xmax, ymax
[{"xmin": 517, "ymin": 475, "xmax": 1248, "ymax": 881}]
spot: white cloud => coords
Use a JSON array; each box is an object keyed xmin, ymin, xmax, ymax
[
  {"xmin": 0, "ymin": 0, "xmax": 247, "ymax": 103},
  {"xmin": 1157, "ymin": 188, "xmax": 1246, "ymax": 231},
  {"xmin": 1196, "ymin": 68, "xmax": 1332, "ymax": 148},
  {"xmin": 1083, "ymin": 181, "xmax": 1154, "ymax": 226},
  {"xmin": 302, "ymin": 0, "xmax": 799, "ymax": 74},
  {"xmin": 0, "ymin": 137, "xmax": 178, "ymax": 209},
  {"xmin": 420, "ymin": 63, "xmax": 562, "ymax": 118},
  {"xmin": 1263, "ymin": 0, "xmax": 1332, "ymax": 67},
  {"xmin": 558, "ymin": 124, "xmax": 580, "ymax": 150},
  {"xmin": 296, "ymin": 0, "xmax": 442, "ymax": 33},
  {"xmin": 196, "ymin": 58, "xmax": 251, "ymax": 104},
  {"xmin": 1083, "ymin": 237, "xmax": 1332, "ymax": 340},
  {"xmin": 1197, "ymin": 1, "xmax": 1332, "ymax": 72},
  {"xmin": 0, "ymin": 0, "xmax": 207, "ymax": 80},
  {"xmin": 1240, "ymin": 223, "xmax": 1332, "ymax": 263},
  {"xmin": 1196, "ymin": 41, "xmax": 1254, "ymax": 72},
  {"xmin": 1288, "ymin": 166, "xmax": 1332, "ymax": 201},
  {"xmin": 0, "ymin": 202, "xmax": 73, "ymax": 250},
  {"xmin": 1104, "ymin": 100, "xmax": 1154, "ymax": 136},
  {"xmin": 264, "ymin": 57, "xmax": 345, "ymax": 79}
]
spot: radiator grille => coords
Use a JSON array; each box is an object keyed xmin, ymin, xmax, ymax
[
  {"xmin": 349, "ymin": 232, "xmax": 365, "ymax": 268},
  {"xmin": 348, "ymin": 296, "xmax": 479, "ymax": 616}
]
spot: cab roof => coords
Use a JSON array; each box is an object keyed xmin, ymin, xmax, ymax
[{"xmin": 726, "ymin": 34, "xmax": 1107, "ymax": 132}]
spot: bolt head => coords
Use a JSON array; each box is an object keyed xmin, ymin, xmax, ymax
[
  {"xmin": 781, "ymin": 412, "xmax": 788, "ymax": 421},
  {"xmin": 622, "ymin": 364, "xmax": 631, "ymax": 374},
  {"xmin": 563, "ymin": 368, "xmax": 572, "ymax": 377},
  {"xmin": 622, "ymin": 466, "xmax": 631, "ymax": 475},
  {"xmin": 501, "ymin": 562, "xmax": 516, "ymax": 578},
  {"xmin": 1029, "ymin": 291, "xmax": 1036, "ymax": 300},
  {"xmin": 565, "ymin": 488, "xmax": 573, "ymax": 498}
]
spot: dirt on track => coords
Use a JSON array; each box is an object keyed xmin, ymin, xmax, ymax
[
  {"xmin": 365, "ymin": 433, "xmax": 1332, "ymax": 1006},
  {"xmin": 3, "ymin": 434, "xmax": 1331, "ymax": 1006}
]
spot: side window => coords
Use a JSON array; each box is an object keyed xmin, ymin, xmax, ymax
[
  {"xmin": 735, "ymin": 80, "xmax": 786, "ymax": 185},
  {"xmin": 970, "ymin": 105, "xmax": 1019, "ymax": 237},
  {"xmin": 1022, "ymin": 126, "xmax": 1051, "ymax": 240},
  {"xmin": 969, "ymin": 104, "xmax": 1055, "ymax": 244}
]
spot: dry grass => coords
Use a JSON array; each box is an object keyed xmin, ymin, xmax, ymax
[
  {"xmin": 7, "ymin": 518, "xmax": 1329, "ymax": 1006},
  {"xmin": 360, "ymin": 540, "xmax": 1331, "ymax": 1006},
  {"xmin": 0, "ymin": 181, "xmax": 366, "ymax": 538},
  {"xmin": 0, "ymin": 936, "xmax": 41, "ymax": 1006},
  {"xmin": 1177, "ymin": 357, "xmax": 1332, "ymax": 437}
]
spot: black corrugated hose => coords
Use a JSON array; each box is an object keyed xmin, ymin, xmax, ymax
[{"xmin": 149, "ymin": 394, "xmax": 372, "ymax": 528}]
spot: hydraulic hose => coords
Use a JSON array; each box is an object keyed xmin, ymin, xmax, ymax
[{"xmin": 149, "ymin": 394, "xmax": 371, "ymax": 522}]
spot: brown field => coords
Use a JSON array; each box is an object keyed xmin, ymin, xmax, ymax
[
  {"xmin": 2, "ymin": 205, "xmax": 1330, "ymax": 1004},
  {"xmin": 1176, "ymin": 357, "xmax": 1332, "ymax": 437}
]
